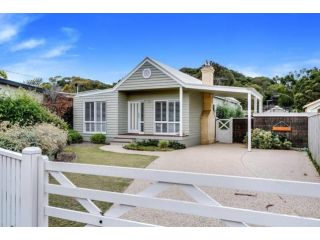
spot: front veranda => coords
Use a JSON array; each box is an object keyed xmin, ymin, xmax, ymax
[{"xmin": 116, "ymin": 86, "xmax": 263, "ymax": 150}]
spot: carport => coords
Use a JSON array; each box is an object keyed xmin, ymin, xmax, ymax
[{"xmin": 183, "ymin": 84, "xmax": 264, "ymax": 151}]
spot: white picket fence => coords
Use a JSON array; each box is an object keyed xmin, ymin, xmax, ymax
[{"xmin": 1, "ymin": 147, "xmax": 320, "ymax": 227}]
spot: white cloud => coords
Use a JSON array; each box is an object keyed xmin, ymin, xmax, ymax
[
  {"xmin": 0, "ymin": 25, "xmax": 18, "ymax": 44},
  {"xmin": 0, "ymin": 14, "xmax": 32, "ymax": 44},
  {"xmin": 40, "ymin": 27, "xmax": 79, "ymax": 59},
  {"xmin": 42, "ymin": 45, "xmax": 73, "ymax": 59},
  {"xmin": 11, "ymin": 38, "xmax": 46, "ymax": 52}
]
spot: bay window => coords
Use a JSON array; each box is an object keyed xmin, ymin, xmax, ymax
[
  {"xmin": 155, "ymin": 100, "xmax": 180, "ymax": 134},
  {"xmin": 84, "ymin": 101, "xmax": 106, "ymax": 133}
]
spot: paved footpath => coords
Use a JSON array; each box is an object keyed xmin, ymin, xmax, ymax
[{"xmin": 100, "ymin": 144, "xmax": 320, "ymax": 226}]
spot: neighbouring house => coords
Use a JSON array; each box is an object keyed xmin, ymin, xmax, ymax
[
  {"xmin": 0, "ymin": 77, "xmax": 44, "ymax": 101},
  {"xmin": 213, "ymin": 96, "xmax": 242, "ymax": 111},
  {"xmin": 73, "ymin": 57, "xmax": 263, "ymax": 149},
  {"xmin": 266, "ymin": 105, "xmax": 287, "ymax": 113},
  {"xmin": 303, "ymin": 99, "xmax": 320, "ymax": 113}
]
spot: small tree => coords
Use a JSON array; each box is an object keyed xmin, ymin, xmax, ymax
[{"xmin": 0, "ymin": 70, "xmax": 8, "ymax": 79}]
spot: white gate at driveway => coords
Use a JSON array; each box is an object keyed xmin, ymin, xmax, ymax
[
  {"xmin": 1, "ymin": 147, "xmax": 320, "ymax": 227},
  {"xmin": 216, "ymin": 118, "xmax": 233, "ymax": 143}
]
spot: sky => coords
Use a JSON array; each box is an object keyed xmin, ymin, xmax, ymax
[{"xmin": 1, "ymin": 14, "xmax": 320, "ymax": 84}]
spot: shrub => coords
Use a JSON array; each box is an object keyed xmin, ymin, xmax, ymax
[
  {"xmin": 67, "ymin": 129, "xmax": 83, "ymax": 144},
  {"xmin": 0, "ymin": 89, "xmax": 68, "ymax": 130},
  {"xmin": 282, "ymin": 140, "xmax": 292, "ymax": 150},
  {"xmin": 216, "ymin": 104, "xmax": 244, "ymax": 119},
  {"xmin": 244, "ymin": 128, "xmax": 292, "ymax": 150},
  {"xmin": 33, "ymin": 123, "xmax": 68, "ymax": 157},
  {"xmin": 137, "ymin": 139, "xmax": 159, "ymax": 147},
  {"xmin": 90, "ymin": 133, "xmax": 106, "ymax": 144},
  {"xmin": 158, "ymin": 140, "xmax": 169, "ymax": 149},
  {"xmin": 168, "ymin": 141, "xmax": 186, "ymax": 150},
  {"xmin": 0, "ymin": 121, "xmax": 67, "ymax": 157}
]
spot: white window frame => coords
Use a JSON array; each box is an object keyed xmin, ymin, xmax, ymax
[
  {"xmin": 83, "ymin": 101, "xmax": 107, "ymax": 133},
  {"xmin": 154, "ymin": 99, "xmax": 180, "ymax": 135}
]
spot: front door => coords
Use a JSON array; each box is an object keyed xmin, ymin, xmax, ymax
[{"xmin": 128, "ymin": 101, "xmax": 144, "ymax": 133}]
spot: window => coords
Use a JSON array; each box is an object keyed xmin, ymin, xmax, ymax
[
  {"xmin": 155, "ymin": 100, "xmax": 180, "ymax": 134},
  {"xmin": 84, "ymin": 101, "xmax": 106, "ymax": 133}
]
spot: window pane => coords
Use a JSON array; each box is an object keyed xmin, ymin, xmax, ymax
[
  {"xmin": 90, "ymin": 123, "xmax": 95, "ymax": 132},
  {"xmin": 140, "ymin": 102, "xmax": 144, "ymax": 122},
  {"xmin": 168, "ymin": 123, "xmax": 175, "ymax": 133},
  {"xmin": 102, "ymin": 102, "xmax": 106, "ymax": 121},
  {"xmin": 175, "ymin": 123, "xmax": 180, "ymax": 133},
  {"xmin": 155, "ymin": 123, "xmax": 161, "ymax": 132},
  {"xmin": 96, "ymin": 123, "xmax": 101, "ymax": 132},
  {"xmin": 169, "ymin": 102, "xmax": 174, "ymax": 122},
  {"xmin": 155, "ymin": 102, "xmax": 161, "ymax": 121},
  {"xmin": 96, "ymin": 102, "xmax": 101, "ymax": 121},
  {"xmin": 161, "ymin": 102, "xmax": 167, "ymax": 121},
  {"xmin": 162, "ymin": 123, "xmax": 167, "ymax": 133},
  {"xmin": 140, "ymin": 123, "xmax": 144, "ymax": 132},
  {"xmin": 175, "ymin": 101, "xmax": 180, "ymax": 122},
  {"xmin": 85, "ymin": 102, "xmax": 94, "ymax": 121}
]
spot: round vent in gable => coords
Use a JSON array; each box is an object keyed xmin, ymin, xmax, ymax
[{"xmin": 142, "ymin": 68, "xmax": 152, "ymax": 79}]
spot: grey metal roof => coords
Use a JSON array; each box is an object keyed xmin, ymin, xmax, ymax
[{"xmin": 0, "ymin": 77, "xmax": 44, "ymax": 93}]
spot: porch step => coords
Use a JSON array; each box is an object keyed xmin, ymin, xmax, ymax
[{"xmin": 109, "ymin": 137, "xmax": 135, "ymax": 145}]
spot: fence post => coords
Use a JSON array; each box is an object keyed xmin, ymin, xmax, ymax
[
  {"xmin": 38, "ymin": 155, "xmax": 49, "ymax": 227},
  {"xmin": 21, "ymin": 147, "xmax": 42, "ymax": 227}
]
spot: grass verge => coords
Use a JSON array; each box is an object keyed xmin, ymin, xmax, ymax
[{"xmin": 49, "ymin": 143, "xmax": 157, "ymax": 227}]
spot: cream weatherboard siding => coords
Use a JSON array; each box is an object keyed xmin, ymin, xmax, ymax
[
  {"xmin": 118, "ymin": 92, "xmax": 128, "ymax": 134},
  {"xmin": 187, "ymin": 91, "xmax": 203, "ymax": 146},
  {"xmin": 117, "ymin": 62, "xmax": 180, "ymax": 91},
  {"xmin": 73, "ymin": 91, "xmax": 118, "ymax": 141}
]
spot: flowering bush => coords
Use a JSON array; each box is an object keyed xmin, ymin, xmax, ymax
[
  {"xmin": 0, "ymin": 121, "xmax": 67, "ymax": 157},
  {"xmin": 33, "ymin": 123, "xmax": 68, "ymax": 156},
  {"xmin": 244, "ymin": 128, "xmax": 292, "ymax": 150}
]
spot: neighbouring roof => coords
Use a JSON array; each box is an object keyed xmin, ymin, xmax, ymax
[
  {"xmin": 0, "ymin": 77, "xmax": 44, "ymax": 93},
  {"xmin": 303, "ymin": 99, "xmax": 320, "ymax": 109},
  {"xmin": 76, "ymin": 57, "xmax": 263, "ymax": 100}
]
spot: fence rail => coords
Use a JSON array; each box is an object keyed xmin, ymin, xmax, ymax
[{"xmin": 1, "ymin": 147, "xmax": 320, "ymax": 227}]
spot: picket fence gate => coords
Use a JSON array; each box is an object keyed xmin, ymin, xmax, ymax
[{"xmin": 1, "ymin": 147, "xmax": 320, "ymax": 227}]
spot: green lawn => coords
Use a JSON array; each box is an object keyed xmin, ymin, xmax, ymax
[{"xmin": 49, "ymin": 144, "xmax": 157, "ymax": 227}]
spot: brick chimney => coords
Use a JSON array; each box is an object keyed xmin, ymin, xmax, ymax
[
  {"xmin": 200, "ymin": 61, "xmax": 215, "ymax": 144},
  {"xmin": 201, "ymin": 60, "xmax": 215, "ymax": 85}
]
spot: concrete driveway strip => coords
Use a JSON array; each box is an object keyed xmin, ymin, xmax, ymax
[{"xmin": 100, "ymin": 144, "xmax": 320, "ymax": 227}]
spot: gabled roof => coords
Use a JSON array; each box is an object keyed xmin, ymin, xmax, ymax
[
  {"xmin": 303, "ymin": 99, "xmax": 320, "ymax": 109},
  {"xmin": 76, "ymin": 57, "xmax": 263, "ymax": 100},
  {"xmin": 0, "ymin": 77, "xmax": 44, "ymax": 93}
]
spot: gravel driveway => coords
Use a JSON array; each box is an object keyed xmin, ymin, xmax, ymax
[{"xmin": 100, "ymin": 144, "xmax": 320, "ymax": 226}]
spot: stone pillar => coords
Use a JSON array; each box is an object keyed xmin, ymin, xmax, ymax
[{"xmin": 201, "ymin": 93, "xmax": 215, "ymax": 144}]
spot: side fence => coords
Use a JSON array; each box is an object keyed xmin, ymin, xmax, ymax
[{"xmin": 308, "ymin": 114, "xmax": 320, "ymax": 166}]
